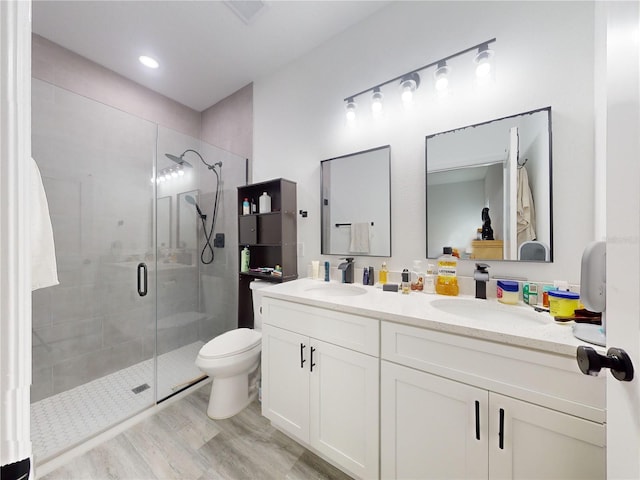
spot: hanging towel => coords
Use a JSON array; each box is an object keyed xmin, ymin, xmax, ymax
[
  {"xmin": 349, "ymin": 222, "xmax": 370, "ymax": 253},
  {"xmin": 517, "ymin": 165, "xmax": 536, "ymax": 245},
  {"xmin": 31, "ymin": 158, "xmax": 59, "ymax": 291}
]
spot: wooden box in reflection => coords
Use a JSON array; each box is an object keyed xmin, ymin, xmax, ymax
[{"xmin": 471, "ymin": 240, "xmax": 504, "ymax": 260}]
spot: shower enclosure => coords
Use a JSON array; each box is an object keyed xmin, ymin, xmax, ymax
[{"xmin": 30, "ymin": 78, "xmax": 246, "ymax": 463}]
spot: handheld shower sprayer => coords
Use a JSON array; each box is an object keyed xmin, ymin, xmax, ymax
[
  {"xmin": 164, "ymin": 149, "xmax": 223, "ymax": 265},
  {"xmin": 185, "ymin": 195, "xmax": 206, "ymax": 220}
]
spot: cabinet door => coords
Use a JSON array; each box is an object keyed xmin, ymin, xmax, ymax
[
  {"xmin": 238, "ymin": 215, "xmax": 257, "ymax": 244},
  {"xmin": 309, "ymin": 339, "xmax": 379, "ymax": 480},
  {"xmin": 261, "ymin": 324, "xmax": 310, "ymax": 442},
  {"xmin": 381, "ymin": 361, "xmax": 489, "ymax": 480},
  {"xmin": 488, "ymin": 393, "xmax": 605, "ymax": 480}
]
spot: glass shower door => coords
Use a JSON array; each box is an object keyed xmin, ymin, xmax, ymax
[{"xmin": 31, "ymin": 79, "xmax": 157, "ymax": 462}]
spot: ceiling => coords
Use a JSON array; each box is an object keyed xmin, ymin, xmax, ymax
[{"xmin": 32, "ymin": 1, "xmax": 390, "ymax": 112}]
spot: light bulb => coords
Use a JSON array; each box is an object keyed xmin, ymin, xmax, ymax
[
  {"xmin": 139, "ymin": 55, "xmax": 159, "ymax": 69},
  {"xmin": 400, "ymin": 74, "xmax": 419, "ymax": 106},
  {"xmin": 171, "ymin": 170, "xmax": 178, "ymax": 178},
  {"xmin": 345, "ymin": 98, "xmax": 357, "ymax": 121},
  {"xmin": 157, "ymin": 176, "xmax": 165, "ymax": 183},
  {"xmin": 475, "ymin": 61, "xmax": 491, "ymax": 78},
  {"xmin": 371, "ymin": 88, "xmax": 383, "ymax": 113},
  {"xmin": 474, "ymin": 44, "xmax": 494, "ymax": 79},
  {"xmin": 178, "ymin": 169, "xmax": 185, "ymax": 176},
  {"xmin": 434, "ymin": 62, "xmax": 450, "ymax": 92}
]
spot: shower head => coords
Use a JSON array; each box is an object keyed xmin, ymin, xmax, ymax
[{"xmin": 165, "ymin": 153, "xmax": 193, "ymax": 168}]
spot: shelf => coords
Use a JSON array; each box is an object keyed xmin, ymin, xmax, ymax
[
  {"xmin": 238, "ymin": 178, "xmax": 297, "ymax": 328},
  {"xmin": 239, "ymin": 271, "xmax": 298, "ymax": 282}
]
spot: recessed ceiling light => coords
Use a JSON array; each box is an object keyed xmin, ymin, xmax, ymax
[{"xmin": 139, "ymin": 55, "xmax": 159, "ymax": 69}]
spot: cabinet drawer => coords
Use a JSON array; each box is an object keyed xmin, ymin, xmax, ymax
[
  {"xmin": 381, "ymin": 321, "xmax": 605, "ymax": 423},
  {"xmin": 263, "ymin": 298, "xmax": 379, "ymax": 356}
]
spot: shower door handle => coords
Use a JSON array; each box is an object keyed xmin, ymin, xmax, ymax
[{"xmin": 137, "ymin": 262, "xmax": 148, "ymax": 297}]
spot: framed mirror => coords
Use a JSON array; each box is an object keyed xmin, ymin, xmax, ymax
[
  {"xmin": 157, "ymin": 196, "xmax": 172, "ymax": 249},
  {"xmin": 426, "ymin": 107, "xmax": 552, "ymax": 262},
  {"xmin": 177, "ymin": 190, "xmax": 199, "ymax": 250},
  {"xmin": 321, "ymin": 145, "xmax": 391, "ymax": 256}
]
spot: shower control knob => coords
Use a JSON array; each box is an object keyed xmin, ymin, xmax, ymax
[{"xmin": 577, "ymin": 346, "xmax": 634, "ymax": 382}]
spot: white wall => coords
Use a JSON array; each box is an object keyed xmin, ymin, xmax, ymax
[{"xmin": 254, "ymin": 1, "xmax": 595, "ymax": 284}]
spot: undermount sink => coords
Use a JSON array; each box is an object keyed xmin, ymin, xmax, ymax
[
  {"xmin": 430, "ymin": 298, "xmax": 547, "ymax": 324},
  {"xmin": 305, "ymin": 284, "xmax": 367, "ymax": 297}
]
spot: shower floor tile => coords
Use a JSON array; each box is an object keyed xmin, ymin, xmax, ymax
[{"xmin": 31, "ymin": 341, "xmax": 205, "ymax": 463}]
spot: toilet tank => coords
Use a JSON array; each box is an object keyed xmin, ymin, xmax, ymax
[{"xmin": 249, "ymin": 280, "xmax": 271, "ymax": 331}]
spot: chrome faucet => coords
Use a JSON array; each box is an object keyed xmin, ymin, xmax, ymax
[
  {"xmin": 338, "ymin": 257, "xmax": 355, "ymax": 284},
  {"xmin": 474, "ymin": 263, "xmax": 490, "ymax": 299}
]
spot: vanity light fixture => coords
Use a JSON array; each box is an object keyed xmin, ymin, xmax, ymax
[
  {"xmin": 434, "ymin": 61, "xmax": 450, "ymax": 92},
  {"xmin": 400, "ymin": 72, "xmax": 420, "ymax": 105},
  {"xmin": 342, "ymin": 38, "xmax": 496, "ymax": 117},
  {"xmin": 474, "ymin": 43, "xmax": 494, "ymax": 78},
  {"xmin": 139, "ymin": 55, "xmax": 159, "ymax": 69},
  {"xmin": 371, "ymin": 88, "xmax": 384, "ymax": 113},
  {"xmin": 345, "ymin": 98, "xmax": 357, "ymax": 121}
]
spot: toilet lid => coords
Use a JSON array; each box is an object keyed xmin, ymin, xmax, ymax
[{"xmin": 199, "ymin": 328, "xmax": 262, "ymax": 359}]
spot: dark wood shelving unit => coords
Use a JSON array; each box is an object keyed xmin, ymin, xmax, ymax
[{"xmin": 237, "ymin": 178, "xmax": 297, "ymax": 328}]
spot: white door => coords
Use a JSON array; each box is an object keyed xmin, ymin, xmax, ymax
[
  {"xmin": 504, "ymin": 127, "xmax": 519, "ymax": 260},
  {"xmin": 380, "ymin": 361, "xmax": 488, "ymax": 480},
  {"xmin": 488, "ymin": 394, "xmax": 605, "ymax": 480},
  {"xmin": 603, "ymin": 2, "xmax": 640, "ymax": 479},
  {"xmin": 309, "ymin": 339, "xmax": 379, "ymax": 480},
  {"xmin": 261, "ymin": 324, "xmax": 310, "ymax": 442}
]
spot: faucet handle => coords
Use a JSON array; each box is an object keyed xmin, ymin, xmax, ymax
[
  {"xmin": 340, "ymin": 257, "xmax": 355, "ymax": 263},
  {"xmin": 475, "ymin": 263, "xmax": 490, "ymax": 272}
]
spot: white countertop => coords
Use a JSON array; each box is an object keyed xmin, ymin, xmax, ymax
[{"xmin": 259, "ymin": 278, "xmax": 600, "ymax": 357}]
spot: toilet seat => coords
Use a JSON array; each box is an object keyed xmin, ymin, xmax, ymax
[{"xmin": 198, "ymin": 328, "xmax": 261, "ymax": 360}]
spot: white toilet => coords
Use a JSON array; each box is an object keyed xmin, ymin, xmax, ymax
[{"xmin": 195, "ymin": 279, "xmax": 269, "ymax": 419}]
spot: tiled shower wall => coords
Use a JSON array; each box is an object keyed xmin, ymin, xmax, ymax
[{"xmin": 31, "ymin": 35, "xmax": 252, "ymax": 403}]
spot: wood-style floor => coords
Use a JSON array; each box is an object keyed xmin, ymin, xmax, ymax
[{"xmin": 40, "ymin": 384, "xmax": 353, "ymax": 480}]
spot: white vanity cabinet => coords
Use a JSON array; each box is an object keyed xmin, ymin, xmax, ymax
[
  {"xmin": 381, "ymin": 321, "xmax": 606, "ymax": 480},
  {"xmin": 261, "ymin": 297, "xmax": 379, "ymax": 480}
]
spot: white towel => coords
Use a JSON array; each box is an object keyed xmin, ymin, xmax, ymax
[
  {"xmin": 517, "ymin": 165, "xmax": 536, "ymax": 245},
  {"xmin": 349, "ymin": 222, "xmax": 370, "ymax": 253},
  {"xmin": 31, "ymin": 158, "xmax": 59, "ymax": 290}
]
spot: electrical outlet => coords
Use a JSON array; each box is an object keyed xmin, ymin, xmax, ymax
[{"xmin": 297, "ymin": 242, "xmax": 304, "ymax": 257}]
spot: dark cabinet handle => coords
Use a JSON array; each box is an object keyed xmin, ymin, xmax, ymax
[
  {"xmin": 137, "ymin": 262, "xmax": 148, "ymax": 297},
  {"xmin": 498, "ymin": 408, "xmax": 505, "ymax": 450},
  {"xmin": 475, "ymin": 401, "xmax": 480, "ymax": 440},
  {"xmin": 300, "ymin": 343, "xmax": 306, "ymax": 368},
  {"xmin": 310, "ymin": 346, "xmax": 316, "ymax": 372}
]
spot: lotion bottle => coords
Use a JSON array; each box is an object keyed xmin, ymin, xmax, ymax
[{"xmin": 240, "ymin": 246, "xmax": 250, "ymax": 272}]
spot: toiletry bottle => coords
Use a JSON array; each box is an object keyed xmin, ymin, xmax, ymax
[
  {"xmin": 259, "ymin": 192, "xmax": 271, "ymax": 213},
  {"xmin": 424, "ymin": 263, "xmax": 436, "ymax": 294},
  {"xmin": 411, "ymin": 259, "xmax": 424, "ymax": 291},
  {"xmin": 240, "ymin": 246, "xmax": 250, "ymax": 272},
  {"xmin": 324, "ymin": 261, "xmax": 330, "ymax": 282},
  {"xmin": 251, "ymin": 198, "xmax": 257, "ymax": 213},
  {"xmin": 436, "ymin": 247, "xmax": 459, "ymax": 296},
  {"xmin": 379, "ymin": 262, "xmax": 388, "ymax": 285},
  {"xmin": 401, "ymin": 269, "xmax": 411, "ymax": 294},
  {"xmin": 368, "ymin": 266, "xmax": 375, "ymax": 286},
  {"xmin": 363, "ymin": 267, "xmax": 369, "ymax": 285},
  {"xmin": 242, "ymin": 198, "xmax": 250, "ymax": 215}
]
